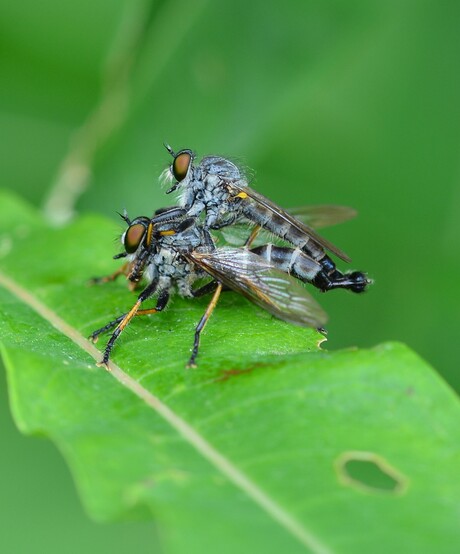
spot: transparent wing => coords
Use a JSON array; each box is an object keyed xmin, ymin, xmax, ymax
[
  {"xmin": 219, "ymin": 204, "xmax": 357, "ymax": 247},
  {"xmin": 288, "ymin": 204, "xmax": 357, "ymax": 229},
  {"xmin": 227, "ymin": 183, "xmax": 352, "ymax": 262},
  {"xmin": 188, "ymin": 248, "xmax": 327, "ymax": 328}
]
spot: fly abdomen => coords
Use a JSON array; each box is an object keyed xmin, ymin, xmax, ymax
[
  {"xmin": 251, "ymin": 245, "xmax": 321, "ymax": 282},
  {"xmin": 241, "ymin": 202, "xmax": 327, "ymax": 261},
  {"xmin": 241, "ymin": 202, "xmax": 273, "ymax": 228},
  {"xmin": 251, "ymin": 244, "xmax": 370, "ymax": 294},
  {"xmin": 311, "ymin": 269, "xmax": 370, "ymax": 293}
]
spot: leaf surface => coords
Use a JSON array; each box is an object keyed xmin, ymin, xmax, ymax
[{"xmin": 0, "ymin": 190, "xmax": 459, "ymax": 554}]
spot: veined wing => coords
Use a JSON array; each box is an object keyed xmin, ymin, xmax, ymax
[
  {"xmin": 227, "ymin": 183, "xmax": 352, "ymax": 262},
  {"xmin": 288, "ymin": 204, "xmax": 357, "ymax": 228},
  {"xmin": 220, "ymin": 204, "xmax": 357, "ymax": 247},
  {"xmin": 188, "ymin": 247, "xmax": 327, "ymax": 328}
]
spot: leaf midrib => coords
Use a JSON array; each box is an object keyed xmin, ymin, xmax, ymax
[{"xmin": 0, "ymin": 268, "xmax": 332, "ymax": 554}]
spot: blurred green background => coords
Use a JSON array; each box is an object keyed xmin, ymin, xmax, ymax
[{"xmin": 1, "ymin": 0, "xmax": 459, "ymax": 551}]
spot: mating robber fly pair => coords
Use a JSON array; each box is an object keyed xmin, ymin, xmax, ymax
[{"xmin": 90, "ymin": 145, "xmax": 371, "ymax": 368}]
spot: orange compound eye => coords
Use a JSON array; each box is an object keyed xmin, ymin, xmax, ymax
[
  {"xmin": 172, "ymin": 151, "xmax": 192, "ymax": 182},
  {"xmin": 124, "ymin": 223, "xmax": 146, "ymax": 253}
]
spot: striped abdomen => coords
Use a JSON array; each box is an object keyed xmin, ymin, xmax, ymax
[
  {"xmin": 241, "ymin": 201, "xmax": 333, "ymax": 269},
  {"xmin": 251, "ymin": 244, "xmax": 321, "ymax": 282},
  {"xmin": 251, "ymin": 244, "xmax": 369, "ymax": 293}
]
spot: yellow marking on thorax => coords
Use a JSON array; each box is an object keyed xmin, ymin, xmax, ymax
[{"xmin": 146, "ymin": 223, "xmax": 154, "ymax": 246}]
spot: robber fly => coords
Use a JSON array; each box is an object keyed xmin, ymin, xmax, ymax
[
  {"xmin": 162, "ymin": 145, "xmax": 370, "ymax": 293},
  {"xmin": 90, "ymin": 208, "xmax": 328, "ymax": 368}
]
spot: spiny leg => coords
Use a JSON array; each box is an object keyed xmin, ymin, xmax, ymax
[
  {"xmin": 89, "ymin": 289, "xmax": 170, "ymax": 343},
  {"xmin": 96, "ymin": 281, "xmax": 164, "ymax": 368},
  {"xmin": 96, "ymin": 302, "xmax": 142, "ymax": 368},
  {"xmin": 187, "ymin": 283, "xmax": 223, "ymax": 369},
  {"xmin": 90, "ymin": 314, "xmax": 126, "ymax": 341}
]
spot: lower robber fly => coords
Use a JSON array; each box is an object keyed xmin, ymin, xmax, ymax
[
  {"xmin": 90, "ymin": 208, "xmax": 329, "ymax": 368},
  {"xmin": 162, "ymin": 145, "xmax": 370, "ymax": 293}
]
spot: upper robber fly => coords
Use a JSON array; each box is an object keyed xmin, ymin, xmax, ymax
[
  {"xmin": 163, "ymin": 144, "xmax": 370, "ymax": 293},
  {"xmin": 90, "ymin": 208, "xmax": 327, "ymax": 368}
]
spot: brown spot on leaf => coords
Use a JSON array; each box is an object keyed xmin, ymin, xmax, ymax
[{"xmin": 215, "ymin": 363, "xmax": 266, "ymax": 382}]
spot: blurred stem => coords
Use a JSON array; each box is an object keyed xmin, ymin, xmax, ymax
[
  {"xmin": 43, "ymin": 0, "xmax": 207, "ymax": 225},
  {"xmin": 43, "ymin": 0, "xmax": 150, "ymax": 225}
]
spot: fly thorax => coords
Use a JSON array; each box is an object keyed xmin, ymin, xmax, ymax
[
  {"xmin": 164, "ymin": 263, "xmax": 177, "ymax": 276},
  {"xmin": 144, "ymin": 263, "xmax": 158, "ymax": 283},
  {"xmin": 165, "ymin": 228, "xmax": 203, "ymax": 252},
  {"xmin": 179, "ymin": 185, "xmax": 196, "ymax": 210},
  {"xmin": 202, "ymin": 174, "xmax": 225, "ymax": 201},
  {"xmin": 157, "ymin": 247, "xmax": 191, "ymax": 279},
  {"xmin": 201, "ymin": 156, "xmax": 242, "ymax": 180},
  {"xmin": 176, "ymin": 277, "xmax": 196, "ymax": 298}
]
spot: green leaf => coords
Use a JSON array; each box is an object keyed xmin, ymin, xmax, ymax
[{"xmin": 0, "ymin": 190, "xmax": 459, "ymax": 554}]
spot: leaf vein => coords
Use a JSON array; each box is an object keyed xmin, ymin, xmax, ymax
[{"xmin": 0, "ymin": 269, "xmax": 332, "ymax": 554}]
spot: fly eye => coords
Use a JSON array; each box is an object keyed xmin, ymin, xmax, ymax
[
  {"xmin": 124, "ymin": 223, "xmax": 146, "ymax": 253},
  {"xmin": 172, "ymin": 151, "xmax": 192, "ymax": 182}
]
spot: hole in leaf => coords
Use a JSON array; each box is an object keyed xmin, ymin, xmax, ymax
[{"xmin": 335, "ymin": 451, "xmax": 409, "ymax": 495}]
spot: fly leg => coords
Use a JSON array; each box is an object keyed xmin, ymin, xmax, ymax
[
  {"xmin": 88, "ymin": 262, "xmax": 130, "ymax": 285},
  {"xmin": 187, "ymin": 283, "xmax": 223, "ymax": 368},
  {"xmin": 153, "ymin": 206, "xmax": 188, "ymax": 221},
  {"xmin": 209, "ymin": 213, "xmax": 239, "ymax": 230},
  {"xmin": 192, "ymin": 282, "xmax": 217, "ymax": 297},
  {"xmin": 91, "ymin": 282, "xmax": 168, "ymax": 368},
  {"xmin": 89, "ymin": 314, "xmax": 126, "ymax": 341},
  {"xmin": 89, "ymin": 289, "xmax": 170, "ymax": 343},
  {"xmin": 244, "ymin": 225, "xmax": 261, "ymax": 248}
]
